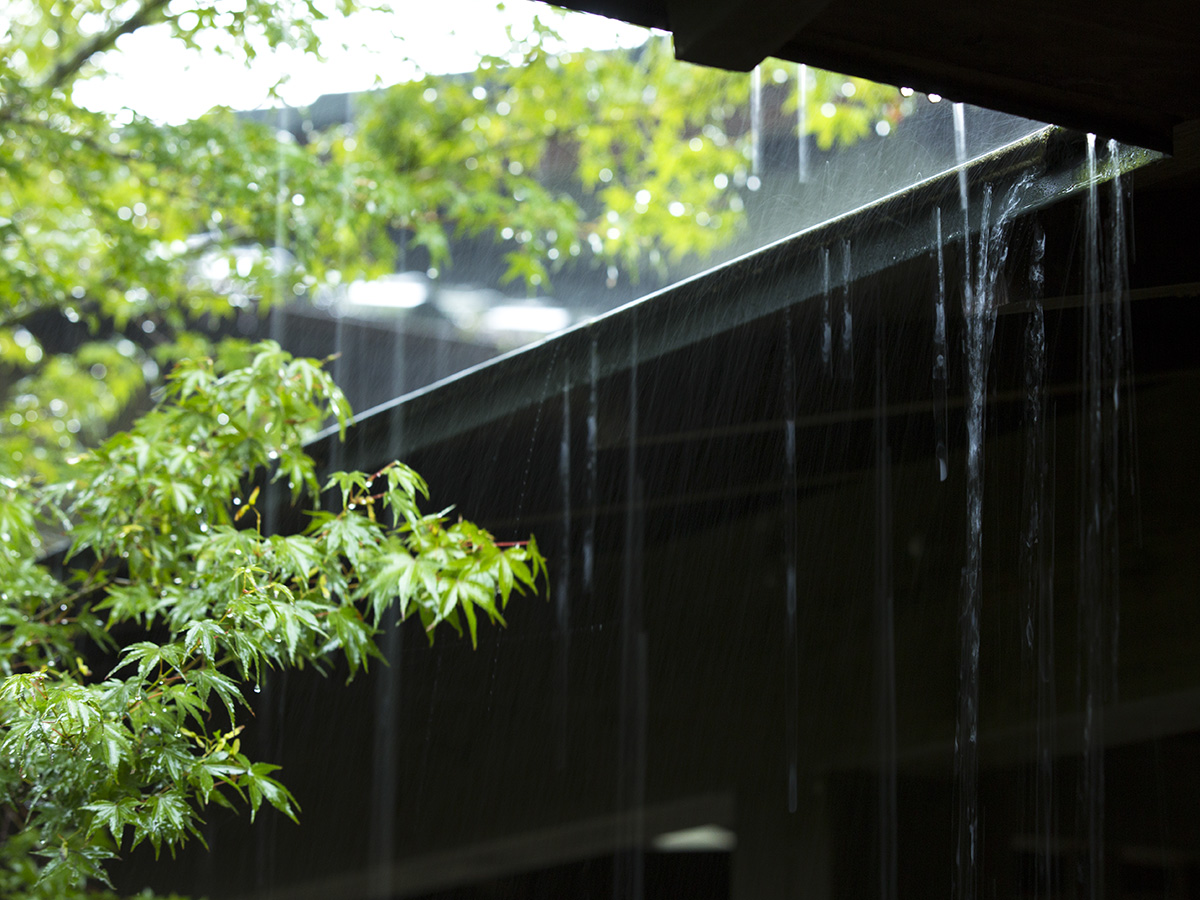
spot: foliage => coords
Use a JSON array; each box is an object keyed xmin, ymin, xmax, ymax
[
  {"xmin": 0, "ymin": 0, "xmax": 907, "ymax": 481},
  {"xmin": 350, "ymin": 30, "xmax": 750, "ymax": 288},
  {"xmin": 787, "ymin": 67, "xmax": 914, "ymax": 150},
  {"xmin": 0, "ymin": 341, "xmax": 546, "ymax": 897}
]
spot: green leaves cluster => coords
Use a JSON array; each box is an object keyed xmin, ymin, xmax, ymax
[
  {"xmin": 352, "ymin": 29, "xmax": 752, "ymax": 288},
  {"xmin": 1, "ymin": 1, "xmax": 910, "ymax": 485},
  {"xmin": 791, "ymin": 69, "xmax": 914, "ymax": 150},
  {"xmin": 0, "ymin": 342, "xmax": 545, "ymax": 897}
]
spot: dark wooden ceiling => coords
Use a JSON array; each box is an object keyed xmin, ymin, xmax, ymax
[{"xmin": 551, "ymin": 0, "xmax": 1199, "ymax": 153}]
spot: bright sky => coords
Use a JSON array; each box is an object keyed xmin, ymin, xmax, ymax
[{"xmin": 74, "ymin": 0, "xmax": 650, "ymax": 124}]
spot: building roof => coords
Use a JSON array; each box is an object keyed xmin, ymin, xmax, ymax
[{"xmin": 551, "ymin": 0, "xmax": 1199, "ymax": 152}]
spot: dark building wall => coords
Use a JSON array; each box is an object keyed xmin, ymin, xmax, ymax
[{"xmin": 118, "ymin": 127, "xmax": 1200, "ymax": 900}]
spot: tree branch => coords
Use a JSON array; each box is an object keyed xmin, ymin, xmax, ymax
[{"xmin": 40, "ymin": 0, "xmax": 173, "ymax": 91}]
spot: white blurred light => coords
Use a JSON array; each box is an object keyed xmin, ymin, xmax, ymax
[
  {"xmin": 344, "ymin": 275, "xmax": 427, "ymax": 310},
  {"xmin": 74, "ymin": 1, "xmax": 652, "ymax": 124},
  {"xmin": 484, "ymin": 303, "xmax": 570, "ymax": 334},
  {"xmin": 652, "ymin": 825, "xmax": 737, "ymax": 852}
]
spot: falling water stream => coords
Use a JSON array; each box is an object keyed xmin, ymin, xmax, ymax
[
  {"xmin": 783, "ymin": 306, "xmax": 799, "ymax": 815},
  {"xmin": 875, "ymin": 282, "xmax": 898, "ymax": 900},
  {"xmin": 1079, "ymin": 134, "xmax": 1106, "ymax": 900},
  {"xmin": 1076, "ymin": 133, "xmax": 1134, "ymax": 900},
  {"xmin": 820, "ymin": 247, "xmax": 833, "ymax": 373},
  {"xmin": 584, "ymin": 335, "xmax": 599, "ymax": 597},
  {"xmin": 797, "ymin": 64, "xmax": 810, "ymax": 183},
  {"xmin": 953, "ymin": 101, "xmax": 1039, "ymax": 898},
  {"xmin": 952, "ymin": 102, "xmax": 980, "ymax": 900},
  {"xmin": 934, "ymin": 209, "xmax": 949, "ymax": 481},
  {"xmin": 751, "ymin": 65, "xmax": 764, "ymax": 177},
  {"xmin": 838, "ymin": 240, "xmax": 854, "ymax": 381},
  {"xmin": 1021, "ymin": 218, "xmax": 1057, "ymax": 897},
  {"xmin": 615, "ymin": 313, "xmax": 646, "ymax": 900},
  {"xmin": 557, "ymin": 376, "xmax": 572, "ymax": 771}
]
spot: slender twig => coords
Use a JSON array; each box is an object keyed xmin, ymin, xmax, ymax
[{"xmin": 40, "ymin": 0, "xmax": 172, "ymax": 91}]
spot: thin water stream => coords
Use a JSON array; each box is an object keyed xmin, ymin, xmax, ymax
[
  {"xmin": 839, "ymin": 240, "xmax": 854, "ymax": 381},
  {"xmin": 954, "ymin": 107, "xmax": 1037, "ymax": 896},
  {"xmin": 820, "ymin": 247, "xmax": 833, "ymax": 373},
  {"xmin": 557, "ymin": 376, "xmax": 572, "ymax": 771},
  {"xmin": 875, "ymin": 297, "xmax": 898, "ymax": 900},
  {"xmin": 751, "ymin": 65, "xmax": 764, "ymax": 178},
  {"xmin": 783, "ymin": 306, "xmax": 799, "ymax": 815},
  {"xmin": 615, "ymin": 313, "xmax": 647, "ymax": 900},
  {"xmin": 584, "ymin": 335, "xmax": 599, "ymax": 597},
  {"xmin": 934, "ymin": 208, "xmax": 949, "ymax": 481},
  {"xmin": 796, "ymin": 64, "xmax": 810, "ymax": 184}
]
